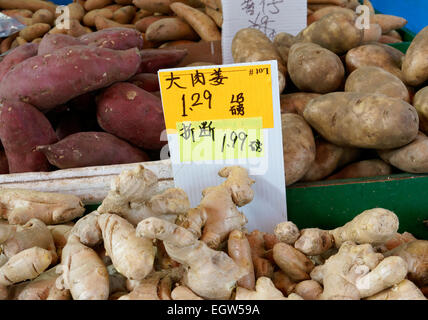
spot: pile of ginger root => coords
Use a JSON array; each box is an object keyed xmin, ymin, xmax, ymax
[{"xmin": 0, "ymin": 164, "xmax": 426, "ymax": 300}]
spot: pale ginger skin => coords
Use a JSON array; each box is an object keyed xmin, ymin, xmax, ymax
[
  {"xmin": 119, "ymin": 275, "xmax": 160, "ymax": 300},
  {"xmin": 171, "ymin": 286, "xmax": 203, "ymax": 300},
  {"xmin": 47, "ymin": 224, "xmax": 73, "ymax": 250},
  {"xmin": 384, "ymin": 232, "xmax": 417, "ymax": 251},
  {"xmin": 70, "ymin": 211, "xmax": 102, "ymax": 247},
  {"xmin": 136, "ymin": 217, "xmax": 244, "ymax": 300},
  {"xmin": 98, "ymin": 213, "xmax": 155, "ymax": 280},
  {"xmin": 9, "ymin": 266, "xmax": 70, "ymax": 300},
  {"xmin": 294, "ymin": 280, "xmax": 323, "ymax": 300},
  {"xmin": 294, "ymin": 228, "xmax": 334, "ymax": 256},
  {"xmin": 178, "ymin": 166, "xmax": 254, "ymax": 249},
  {"xmin": 365, "ymin": 279, "xmax": 427, "ymax": 300},
  {"xmin": 0, "ymin": 247, "xmax": 52, "ymax": 286},
  {"xmin": 58, "ymin": 235, "xmax": 109, "ymax": 300},
  {"xmin": 2, "ymin": 219, "xmax": 57, "ymax": 264},
  {"xmin": 0, "ymin": 189, "xmax": 85, "ymax": 225},
  {"xmin": 273, "ymin": 242, "xmax": 314, "ymax": 281},
  {"xmin": 235, "ymin": 277, "xmax": 303, "ymax": 300},
  {"xmin": 274, "ymin": 221, "xmax": 300, "ymax": 244},
  {"xmin": 0, "ymin": 222, "xmax": 18, "ymax": 244},
  {"xmin": 247, "ymin": 230, "xmax": 274, "ymax": 279},
  {"xmin": 316, "ymin": 241, "xmax": 408, "ymax": 300},
  {"xmin": 98, "ymin": 165, "xmax": 190, "ymax": 225},
  {"xmin": 228, "ymin": 229, "xmax": 255, "ymax": 290},
  {"xmin": 384, "ymin": 240, "xmax": 428, "ymax": 287}
]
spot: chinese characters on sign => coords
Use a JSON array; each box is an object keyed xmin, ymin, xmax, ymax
[{"xmin": 241, "ymin": 0, "xmax": 284, "ymax": 39}]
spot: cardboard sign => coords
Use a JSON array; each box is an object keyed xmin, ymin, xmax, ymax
[
  {"xmin": 158, "ymin": 61, "xmax": 286, "ymax": 232},
  {"xmin": 222, "ymin": 0, "xmax": 307, "ymax": 64}
]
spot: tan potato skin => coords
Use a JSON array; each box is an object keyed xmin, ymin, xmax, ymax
[
  {"xmin": 233, "ymin": 28, "xmax": 286, "ymax": 93},
  {"xmin": 327, "ymin": 159, "xmax": 392, "ymax": 180},
  {"xmin": 84, "ymin": 0, "xmax": 114, "ymax": 11},
  {"xmin": 295, "ymin": 12, "xmax": 363, "ymax": 55},
  {"xmin": 32, "ymin": 9, "xmax": 55, "ymax": 25},
  {"xmin": 83, "ymin": 9, "xmax": 114, "ymax": 27},
  {"xmin": 402, "ymin": 26, "xmax": 428, "ymax": 86},
  {"xmin": 345, "ymin": 66, "xmax": 410, "ymax": 102},
  {"xmin": 346, "ymin": 44, "xmax": 404, "ymax": 80},
  {"xmin": 378, "ymin": 132, "xmax": 428, "ymax": 173},
  {"xmin": 288, "ymin": 42, "xmax": 344, "ymax": 93},
  {"xmin": 282, "ymin": 114, "xmax": 316, "ymax": 186},
  {"xmin": 362, "ymin": 24, "xmax": 382, "ymax": 43},
  {"xmin": 19, "ymin": 23, "xmax": 51, "ymax": 42},
  {"xmin": 145, "ymin": 17, "xmax": 199, "ymax": 42},
  {"xmin": 414, "ymin": 87, "xmax": 428, "ymax": 134},
  {"xmin": 302, "ymin": 139, "xmax": 361, "ymax": 182},
  {"xmin": 280, "ymin": 93, "xmax": 321, "ymax": 116},
  {"xmin": 303, "ymin": 92, "xmax": 419, "ymax": 149},
  {"xmin": 113, "ymin": 5, "xmax": 137, "ymax": 24}
]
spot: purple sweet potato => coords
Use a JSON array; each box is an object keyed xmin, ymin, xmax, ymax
[
  {"xmin": 0, "ymin": 43, "xmax": 39, "ymax": 82},
  {"xmin": 0, "ymin": 149, "xmax": 8, "ymax": 174},
  {"xmin": 138, "ymin": 48, "xmax": 187, "ymax": 73},
  {"xmin": 128, "ymin": 73, "xmax": 160, "ymax": 92},
  {"xmin": 0, "ymin": 101, "xmax": 58, "ymax": 173},
  {"xmin": 79, "ymin": 27, "xmax": 144, "ymax": 50},
  {"xmin": 97, "ymin": 82, "xmax": 166, "ymax": 150},
  {"xmin": 36, "ymin": 132, "xmax": 149, "ymax": 169},
  {"xmin": 37, "ymin": 33, "xmax": 84, "ymax": 56},
  {"xmin": 0, "ymin": 46, "xmax": 141, "ymax": 112}
]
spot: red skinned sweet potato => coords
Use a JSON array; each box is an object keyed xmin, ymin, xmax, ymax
[
  {"xmin": 37, "ymin": 34, "xmax": 84, "ymax": 56},
  {"xmin": 97, "ymin": 82, "xmax": 166, "ymax": 150},
  {"xmin": 0, "ymin": 43, "xmax": 39, "ymax": 82},
  {"xmin": 138, "ymin": 48, "xmax": 187, "ymax": 73},
  {"xmin": 128, "ymin": 73, "xmax": 160, "ymax": 92},
  {"xmin": 36, "ymin": 132, "xmax": 149, "ymax": 169},
  {"xmin": 0, "ymin": 101, "xmax": 57, "ymax": 173},
  {"xmin": 0, "ymin": 46, "xmax": 141, "ymax": 112},
  {"xmin": 79, "ymin": 27, "xmax": 144, "ymax": 50},
  {"xmin": 0, "ymin": 149, "xmax": 8, "ymax": 174}
]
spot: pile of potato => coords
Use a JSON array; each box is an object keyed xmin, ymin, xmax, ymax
[
  {"xmin": 0, "ymin": 164, "xmax": 426, "ymax": 300},
  {"xmin": 0, "ymin": 0, "xmax": 223, "ymax": 53},
  {"xmin": 232, "ymin": 1, "xmax": 428, "ymax": 185}
]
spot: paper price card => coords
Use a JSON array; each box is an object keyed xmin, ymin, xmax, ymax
[
  {"xmin": 159, "ymin": 61, "xmax": 287, "ymax": 232},
  {"xmin": 222, "ymin": 0, "xmax": 307, "ymax": 64}
]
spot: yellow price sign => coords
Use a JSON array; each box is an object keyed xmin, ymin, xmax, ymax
[
  {"xmin": 177, "ymin": 118, "xmax": 264, "ymax": 162},
  {"xmin": 158, "ymin": 64, "xmax": 274, "ymax": 131}
]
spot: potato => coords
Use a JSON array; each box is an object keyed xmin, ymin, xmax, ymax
[
  {"xmin": 362, "ymin": 24, "xmax": 382, "ymax": 43},
  {"xmin": 232, "ymin": 28, "xmax": 286, "ymax": 93},
  {"xmin": 170, "ymin": 2, "xmax": 221, "ymax": 41},
  {"xmin": 373, "ymin": 14, "xmax": 407, "ymax": 34},
  {"xmin": 205, "ymin": 6, "xmax": 222, "ymax": 28},
  {"xmin": 0, "ymin": 150, "xmax": 9, "ymax": 174},
  {"xmin": 295, "ymin": 12, "xmax": 363, "ymax": 55},
  {"xmin": 96, "ymin": 82, "xmax": 166, "ymax": 150},
  {"xmin": 327, "ymin": 159, "xmax": 392, "ymax": 180},
  {"xmin": 80, "ymin": 28, "xmax": 144, "ymax": 51},
  {"xmin": 19, "ymin": 23, "xmax": 51, "ymax": 42},
  {"xmin": 280, "ymin": 93, "xmax": 321, "ymax": 116},
  {"xmin": 38, "ymin": 34, "xmax": 84, "ymax": 56},
  {"xmin": 402, "ymin": 26, "xmax": 428, "ymax": 87},
  {"xmin": 84, "ymin": 0, "xmax": 114, "ymax": 11},
  {"xmin": 37, "ymin": 132, "xmax": 149, "ymax": 169},
  {"xmin": 345, "ymin": 66, "xmax": 410, "ymax": 102},
  {"xmin": 0, "ymin": 46, "xmax": 141, "ymax": 112},
  {"xmin": 32, "ymin": 9, "xmax": 55, "ymax": 25},
  {"xmin": 138, "ymin": 48, "xmax": 187, "ymax": 73},
  {"xmin": 0, "ymin": 101, "xmax": 57, "ymax": 173},
  {"xmin": 302, "ymin": 139, "xmax": 361, "ymax": 182},
  {"xmin": 282, "ymin": 113, "xmax": 316, "ymax": 186},
  {"xmin": 378, "ymin": 132, "xmax": 428, "ymax": 173},
  {"xmin": 128, "ymin": 73, "xmax": 160, "ymax": 92},
  {"xmin": 287, "ymin": 42, "xmax": 344, "ymax": 93},
  {"xmin": 273, "ymin": 32, "xmax": 294, "ymax": 64},
  {"xmin": 0, "ymin": 43, "xmax": 39, "ymax": 82},
  {"xmin": 113, "ymin": 5, "xmax": 137, "ymax": 24},
  {"xmin": 414, "ymin": 87, "xmax": 428, "ymax": 135},
  {"xmin": 0, "ymin": 0, "xmax": 56, "ymax": 13},
  {"xmin": 145, "ymin": 17, "xmax": 199, "ymax": 42},
  {"xmin": 83, "ymin": 9, "xmax": 114, "ymax": 27},
  {"xmin": 303, "ymin": 92, "xmax": 419, "ymax": 149},
  {"xmin": 346, "ymin": 44, "xmax": 404, "ymax": 80}
]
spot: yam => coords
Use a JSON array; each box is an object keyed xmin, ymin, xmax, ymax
[
  {"xmin": 36, "ymin": 132, "xmax": 149, "ymax": 169},
  {"xmin": 137, "ymin": 48, "xmax": 187, "ymax": 73},
  {"xmin": 135, "ymin": 16, "xmax": 168, "ymax": 33},
  {"xmin": 80, "ymin": 28, "xmax": 144, "ymax": 50},
  {"xmin": 0, "ymin": 0, "xmax": 56, "ymax": 13},
  {"xmin": 113, "ymin": 6, "xmax": 136, "ymax": 24},
  {"xmin": 128, "ymin": 73, "xmax": 160, "ymax": 92},
  {"xmin": 19, "ymin": 23, "xmax": 51, "ymax": 42},
  {"xmin": 145, "ymin": 17, "xmax": 199, "ymax": 42},
  {"xmin": 84, "ymin": 0, "xmax": 114, "ymax": 11},
  {"xmin": 31, "ymin": 9, "xmax": 55, "ymax": 25},
  {"xmin": 94, "ymin": 16, "xmax": 135, "ymax": 30},
  {"xmin": 83, "ymin": 9, "xmax": 114, "ymax": 27},
  {"xmin": 0, "ymin": 43, "xmax": 39, "ymax": 82},
  {"xmin": 37, "ymin": 34, "xmax": 84, "ymax": 56}
]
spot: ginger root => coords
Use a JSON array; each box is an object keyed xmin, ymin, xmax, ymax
[
  {"xmin": 0, "ymin": 189, "xmax": 85, "ymax": 225},
  {"xmin": 294, "ymin": 228, "xmax": 334, "ymax": 256},
  {"xmin": 274, "ymin": 221, "xmax": 300, "ymax": 244},
  {"xmin": 294, "ymin": 280, "xmax": 323, "ymax": 300},
  {"xmin": 235, "ymin": 277, "xmax": 303, "ymax": 300},
  {"xmin": 247, "ymin": 230, "xmax": 274, "ymax": 279},
  {"xmin": 136, "ymin": 217, "xmax": 243, "ymax": 300},
  {"xmin": 228, "ymin": 229, "xmax": 255, "ymax": 290},
  {"xmin": 273, "ymin": 242, "xmax": 314, "ymax": 281},
  {"xmin": 171, "ymin": 286, "xmax": 204, "ymax": 300},
  {"xmin": 365, "ymin": 279, "xmax": 426, "ymax": 300},
  {"xmin": 70, "ymin": 211, "xmax": 103, "ymax": 247},
  {"xmin": 98, "ymin": 165, "xmax": 190, "ymax": 225}
]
